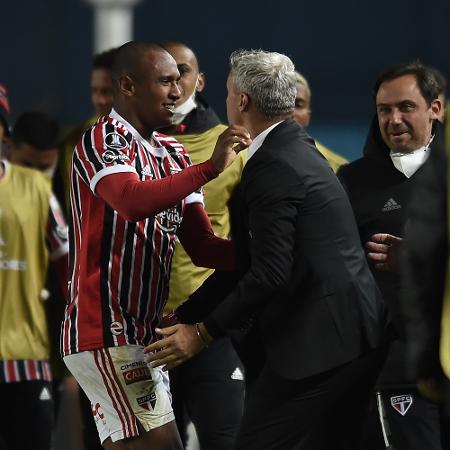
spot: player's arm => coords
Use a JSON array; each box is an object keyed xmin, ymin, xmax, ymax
[
  {"xmin": 96, "ymin": 162, "xmax": 218, "ymax": 222},
  {"xmin": 145, "ymin": 159, "xmax": 305, "ymax": 369},
  {"xmin": 93, "ymin": 125, "xmax": 251, "ymax": 222},
  {"xmin": 176, "ymin": 203, "xmax": 235, "ymax": 271}
]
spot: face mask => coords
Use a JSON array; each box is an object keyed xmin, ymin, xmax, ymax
[
  {"xmin": 43, "ymin": 162, "xmax": 57, "ymax": 179},
  {"xmin": 390, "ymin": 135, "xmax": 434, "ymax": 178},
  {"xmin": 171, "ymin": 77, "xmax": 199, "ymax": 125}
]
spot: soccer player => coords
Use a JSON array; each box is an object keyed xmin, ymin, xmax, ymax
[{"xmin": 61, "ymin": 41, "xmax": 250, "ymax": 450}]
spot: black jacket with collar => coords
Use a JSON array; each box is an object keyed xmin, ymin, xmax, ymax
[
  {"xmin": 178, "ymin": 118, "xmax": 387, "ymax": 381},
  {"xmin": 337, "ymin": 118, "xmax": 442, "ymax": 386}
]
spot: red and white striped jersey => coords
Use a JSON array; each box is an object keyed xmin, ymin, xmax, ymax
[{"xmin": 61, "ymin": 109, "xmax": 203, "ymax": 356}]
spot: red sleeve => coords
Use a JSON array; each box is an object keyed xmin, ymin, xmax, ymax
[
  {"xmin": 96, "ymin": 160, "xmax": 219, "ymax": 222},
  {"xmin": 177, "ymin": 203, "xmax": 235, "ymax": 271}
]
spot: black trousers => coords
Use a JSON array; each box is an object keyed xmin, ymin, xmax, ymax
[
  {"xmin": 0, "ymin": 381, "xmax": 54, "ymax": 450},
  {"xmin": 170, "ymin": 336, "xmax": 245, "ymax": 450},
  {"xmin": 360, "ymin": 387, "xmax": 449, "ymax": 450},
  {"xmin": 235, "ymin": 347, "xmax": 387, "ymax": 450}
]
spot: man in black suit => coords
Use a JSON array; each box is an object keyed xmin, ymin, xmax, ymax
[{"xmin": 146, "ymin": 49, "xmax": 388, "ymax": 449}]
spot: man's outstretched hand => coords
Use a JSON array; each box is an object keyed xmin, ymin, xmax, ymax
[{"xmin": 366, "ymin": 233, "xmax": 403, "ymax": 272}]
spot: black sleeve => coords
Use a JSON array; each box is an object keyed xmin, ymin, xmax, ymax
[
  {"xmin": 204, "ymin": 156, "xmax": 306, "ymax": 337},
  {"xmin": 176, "ymin": 270, "xmax": 241, "ymax": 324},
  {"xmin": 401, "ymin": 135, "xmax": 447, "ymax": 379}
]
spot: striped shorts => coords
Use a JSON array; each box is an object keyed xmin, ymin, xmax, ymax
[{"xmin": 64, "ymin": 345, "xmax": 174, "ymax": 444}]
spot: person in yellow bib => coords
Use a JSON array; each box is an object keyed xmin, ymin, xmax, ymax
[
  {"xmin": 0, "ymin": 107, "xmax": 69, "ymax": 450},
  {"xmin": 293, "ymin": 71, "xmax": 348, "ymax": 172},
  {"xmin": 158, "ymin": 41, "xmax": 246, "ymax": 450}
]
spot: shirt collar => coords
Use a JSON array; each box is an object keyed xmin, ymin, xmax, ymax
[
  {"xmin": 248, "ymin": 121, "xmax": 284, "ymax": 160},
  {"xmin": 109, "ymin": 108, "xmax": 167, "ymax": 158}
]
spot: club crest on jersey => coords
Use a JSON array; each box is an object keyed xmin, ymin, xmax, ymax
[
  {"xmin": 155, "ymin": 206, "xmax": 182, "ymax": 233},
  {"xmin": 137, "ymin": 392, "xmax": 157, "ymax": 411},
  {"xmin": 105, "ymin": 132, "xmax": 129, "ymax": 151},
  {"xmin": 390, "ymin": 394, "xmax": 413, "ymax": 416},
  {"xmin": 110, "ymin": 321, "xmax": 124, "ymax": 336}
]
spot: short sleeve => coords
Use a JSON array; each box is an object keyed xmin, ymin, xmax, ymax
[{"xmin": 72, "ymin": 121, "xmax": 136, "ymax": 195}]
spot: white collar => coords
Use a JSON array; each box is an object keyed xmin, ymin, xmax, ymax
[
  {"xmin": 109, "ymin": 109, "xmax": 167, "ymax": 158},
  {"xmin": 248, "ymin": 121, "xmax": 284, "ymax": 160}
]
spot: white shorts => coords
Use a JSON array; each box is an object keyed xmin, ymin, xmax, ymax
[{"xmin": 64, "ymin": 346, "xmax": 174, "ymax": 444}]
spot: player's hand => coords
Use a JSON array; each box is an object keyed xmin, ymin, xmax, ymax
[
  {"xmin": 143, "ymin": 323, "xmax": 209, "ymax": 371},
  {"xmin": 210, "ymin": 125, "xmax": 251, "ymax": 173},
  {"xmin": 366, "ymin": 233, "xmax": 403, "ymax": 272}
]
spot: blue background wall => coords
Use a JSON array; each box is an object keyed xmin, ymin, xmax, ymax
[{"xmin": 2, "ymin": 0, "xmax": 449, "ymax": 160}]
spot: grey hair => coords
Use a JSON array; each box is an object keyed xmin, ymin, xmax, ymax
[{"xmin": 229, "ymin": 49, "xmax": 297, "ymax": 118}]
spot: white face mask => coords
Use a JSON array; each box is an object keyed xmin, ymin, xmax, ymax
[
  {"xmin": 389, "ymin": 135, "xmax": 434, "ymax": 178},
  {"xmin": 171, "ymin": 76, "xmax": 199, "ymax": 125}
]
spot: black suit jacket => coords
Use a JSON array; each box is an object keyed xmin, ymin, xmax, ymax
[{"xmin": 178, "ymin": 119, "xmax": 387, "ymax": 380}]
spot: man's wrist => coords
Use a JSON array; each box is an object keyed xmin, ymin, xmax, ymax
[{"xmin": 197, "ymin": 322, "xmax": 213, "ymax": 346}]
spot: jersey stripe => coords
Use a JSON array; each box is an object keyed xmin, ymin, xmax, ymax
[
  {"xmin": 104, "ymin": 349, "xmax": 138, "ymax": 435},
  {"xmin": 94, "ymin": 350, "xmax": 129, "ymax": 437},
  {"xmin": 100, "ymin": 205, "xmax": 116, "ymax": 348},
  {"xmin": 0, "ymin": 360, "xmax": 51, "ymax": 383}
]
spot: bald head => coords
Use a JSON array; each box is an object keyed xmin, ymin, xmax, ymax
[
  {"xmin": 112, "ymin": 41, "xmax": 168, "ymax": 89},
  {"xmin": 110, "ymin": 41, "xmax": 181, "ymax": 138},
  {"xmin": 159, "ymin": 41, "xmax": 200, "ymax": 73}
]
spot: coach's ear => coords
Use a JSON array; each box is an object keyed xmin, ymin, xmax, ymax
[
  {"xmin": 239, "ymin": 93, "xmax": 250, "ymax": 112},
  {"xmin": 118, "ymin": 75, "xmax": 135, "ymax": 97}
]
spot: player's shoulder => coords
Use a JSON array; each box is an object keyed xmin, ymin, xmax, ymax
[{"xmin": 78, "ymin": 115, "xmax": 134, "ymax": 155}]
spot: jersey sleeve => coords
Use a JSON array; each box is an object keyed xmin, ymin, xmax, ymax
[
  {"xmin": 156, "ymin": 132, "xmax": 205, "ymax": 206},
  {"xmin": 46, "ymin": 193, "xmax": 69, "ymax": 261},
  {"xmin": 185, "ymin": 187, "xmax": 204, "ymax": 206},
  {"xmin": 177, "ymin": 144, "xmax": 204, "ymax": 206},
  {"xmin": 72, "ymin": 121, "xmax": 136, "ymax": 195}
]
